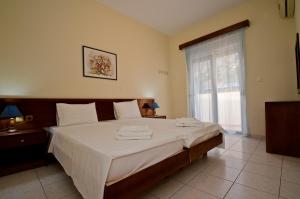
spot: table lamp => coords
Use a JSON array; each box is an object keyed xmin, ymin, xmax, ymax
[
  {"xmin": 151, "ymin": 102, "xmax": 160, "ymax": 115},
  {"xmin": 0, "ymin": 105, "xmax": 23, "ymax": 132}
]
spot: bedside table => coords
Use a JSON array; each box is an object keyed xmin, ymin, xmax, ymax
[
  {"xmin": 0, "ymin": 128, "xmax": 49, "ymax": 176},
  {"xmin": 144, "ymin": 115, "xmax": 167, "ymax": 119}
]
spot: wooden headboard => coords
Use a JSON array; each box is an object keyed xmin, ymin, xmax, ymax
[{"xmin": 0, "ymin": 98, "xmax": 154, "ymax": 128}]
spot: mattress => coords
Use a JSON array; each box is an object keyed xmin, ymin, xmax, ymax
[{"xmin": 106, "ymin": 118, "xmax": 223, "ymax": 148}]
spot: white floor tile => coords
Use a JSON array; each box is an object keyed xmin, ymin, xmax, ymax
[
  {"xmin": 223, "ymin": 136, "xmax": 241, "ymax": 149},
  {"xmin": 170, "ymin": 186, "xmax": 217, "ymax": 199},
  {"xmin": 0, "ymin": 170, "xmax": 43, "ymax": 197},
  {"xmin": 204, "ymin": 165, "xmax": 241, "ymax": 182},
  {"xmin": 253, "ymin": 150, "xmax": 282, "ymax": 160},
  {"xmin": 280, "ymin": 180, "xmax": 300, "ymax": 199},
  {"xmin": 187, "ymin": 172, "xmax": 233, "ymax": 198},
  {"xmin": 0, "ymin": 185, "xmax": 47, "ymax": 199},
  {"xmin": 172, "ymin": 166, "xmax": 202, "ymax": 184},
  {"xmin": 244, "ymin": 162, "xmax": 281, "ymax": 179},
  {"xmin": 283, "ymin": 159, "xmax": 300, "ymax": 172},
  {"xmin": 150, "ymin": 179, "xmax": 184, "ymax": 199},
  {"xmin": 236, "ymin": 171, "xmax": 280, "ymax": 195},
  {"xmin": 248, "ymin": 153, "xmax": 282, "ymax": 168},
  {"xmin": 43, "ymin": 178, "xmax": 78, "ymax": 199},
  {"xmin": 0, "ymin": 170, "xmax": 38, "ymax": 187},
  {"xmin": 225, "ymin": 183, "xmax": 277, "ymax": 199},
  {"xmin": 223, "ymin": 150, "xmax": 251, "ymax": 160},
  {"xmin": 0, "ymin": 170, "xmax": 46, "ymax": 199},
  {"xmin": 189, "ymin": 158, "xmax": 214, "ymax": 172},
  {"xmin": 283, "ymin": 156, "xmax": 300, "ymax": 164},
  {"xmin": 218, "ymin": 156, "xmax": 247, "ymax": 170},
  {"xmin": 230, "ymin": 142, "xmax": 257, "ymax": 153},
  {"xmin": 36, "ymin": 163, "xmax": 68, "ymax": 186},
  {"xmin": 256, "ymin": 142, "xmax": 266, "ymax": 151},
  {"xmin": 239, "ymin": 138, "xmax": 260, "ymax": 147},
  {"xmin": 282, "ymin": 169, "xmax": 300, "ymax": 185},
  {"xmin": 207, "ymin": 148, "xmax": 226, "ymax": 158}
]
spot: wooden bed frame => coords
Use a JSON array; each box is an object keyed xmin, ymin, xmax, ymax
[
  {"xmin": 0, "ymin": 98, "xmax": 223, "ymax": 199},
  {"xmin": 104, "ymin": 133, "xmax": 222, "ymax": 199}
]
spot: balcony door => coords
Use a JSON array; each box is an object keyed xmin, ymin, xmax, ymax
[{"xmin": 186, "ymin": 29, "xmax": 248, "ymax": 135}]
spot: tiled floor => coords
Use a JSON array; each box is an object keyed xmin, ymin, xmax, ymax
[{"xmin": 1, "ymin": 134, "xmax": 300, "ymax": 199}]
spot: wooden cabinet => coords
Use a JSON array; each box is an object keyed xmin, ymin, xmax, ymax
[
  {"xmin": 265, "ymin": 102, "xmax": 300, "ymax": 157},
  {"xmin": 0, "ymin": 128, "xmax": 49, "ymax": 176}
]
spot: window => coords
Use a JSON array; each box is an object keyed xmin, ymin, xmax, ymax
[{"xmin": 186, "ymin": 29, "xmax": 248, "ymax": 135}]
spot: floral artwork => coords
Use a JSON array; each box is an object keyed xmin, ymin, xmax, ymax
[{"xmin": 83, "ymin": 46, "xmax": 117, "ymax": 80}]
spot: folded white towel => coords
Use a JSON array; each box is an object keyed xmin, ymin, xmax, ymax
[
  {"xmin": 116, "ymin": 125, "xmax": 153, "ymax": 139},
  {"xmin": 176, "ymin": 117, "xmax": 203, "ymax": 127},
  {"xmin": 115, "ymin": 134, "xmax": 152, "ymax": 140},
  {"xmin": 117, "ymin": 130, "xmax": 153, "ymax": 137},
  {"xmin": 118, "ymin": 125, "xmax": 151, "ymax": 133}
]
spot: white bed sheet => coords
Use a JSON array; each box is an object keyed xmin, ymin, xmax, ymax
[
  {"xmin": 106, "ymin": 118, "xmax": 223, "ymax": 148},
  {"xmin": 48, "ymin": 129, "xmax": 183, "ymax": 185},
  {"xmin": 48, "ymin": 122, "xmax": 184, "ymax": 199}
]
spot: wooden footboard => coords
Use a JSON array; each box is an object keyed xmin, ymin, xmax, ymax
[
  {"xmin": 185, "ymin": 133, "xmax": 223, "ymax": 163},
  {"xmin": 104, "ymin": 149, "xmax": 189, "ymax": 199}
]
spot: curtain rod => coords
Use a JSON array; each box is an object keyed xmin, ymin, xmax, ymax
[{"xmin": 179, "ymin": 19, "xmax": 250, "ymax": 50}]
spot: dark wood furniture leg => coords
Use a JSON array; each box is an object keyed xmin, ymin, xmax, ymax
[{"xmin": 186, "ymin": 133, "xmax": 223, "ymax": 163}]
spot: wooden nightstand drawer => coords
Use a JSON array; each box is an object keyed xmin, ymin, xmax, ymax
[{"xmin": 0, "ymin": 132, "xmax": 47, "ymax": 149}]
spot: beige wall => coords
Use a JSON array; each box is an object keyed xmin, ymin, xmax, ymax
[
  {"xmin": 0, "ymin": 0, "xmax": 171, "ymax": 116},
  {"xmin": 1, "ymin": 0, "xmax": 299, "ymax": 135},
  {"xmin": 169, "ymin": 0, "xmax": 299, "ymax": 136}
]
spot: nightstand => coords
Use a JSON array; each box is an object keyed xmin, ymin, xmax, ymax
[
  {"xmin": 144, "ymin": 115, "xmax": 167, "ymax": 119},
  {"xmin": 0, "ymin": 128, "xmax": 49, "ymax": 176}
]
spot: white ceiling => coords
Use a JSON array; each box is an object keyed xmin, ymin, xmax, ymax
[{"xmin": 97, "ymin": 0, "xmax": 246, "ymax": 35}]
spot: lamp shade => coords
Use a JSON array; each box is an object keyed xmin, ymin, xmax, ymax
[
  {"xmin": 0, "ymin": 105, "xmax": 23, "ymax": 119},
  {"xmin": 151, "ymin": 102, "xmax": 160, "ymax": 109}
]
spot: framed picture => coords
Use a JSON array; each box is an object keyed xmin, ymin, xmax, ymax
[{"xmin": 82, "ymin": 45, "xmax": 117, "ymax": 80}]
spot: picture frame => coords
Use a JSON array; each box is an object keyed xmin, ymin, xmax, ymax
[{"xmin": 82, "ymin": 45, "xmax": 117, "ymax": 80}]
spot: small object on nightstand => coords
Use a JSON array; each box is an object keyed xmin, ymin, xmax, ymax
[
  {"xmin": 0, "ymin": 128, "xmax": 49, "ymax": 176},
  {"xmin": 150, "ymin": 102, "xmax": 160, "ymax": 115},
  {"xmin": 144, "ymin": 115, "xmax": 166, "ymax": 119},
  {"xmin": 0, "ymin": 105, "xmax": 23, "ymax": 132}
]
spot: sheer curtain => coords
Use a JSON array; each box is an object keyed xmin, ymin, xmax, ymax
[{"xmin": 185, "ymin": 29, "xmax": 249, "ymax": 136}]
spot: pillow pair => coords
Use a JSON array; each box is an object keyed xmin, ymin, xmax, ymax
[{"xmin": 56, "ymin": 100, "xmax": 141, "ymax": 126}]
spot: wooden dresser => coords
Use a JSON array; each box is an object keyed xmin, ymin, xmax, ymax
[{"xmin": 265, "ymin": 101, "xmax": 300, "ymax": 157}]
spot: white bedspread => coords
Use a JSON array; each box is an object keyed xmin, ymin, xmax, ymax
[
  {"xmin": 108, "ymin": 118, "xmax": 224, "ymax": 148},
  {"xmin": 48, "ymin": 122, "xmax": 184, "ymax": 199}
]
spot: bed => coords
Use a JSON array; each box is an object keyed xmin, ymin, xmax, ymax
[
  {"xmin": 104, "ymin": 118, "xmax": 223, "ymax": 163},
  {"xmin": 0, "ymin": 98, "xmax": 223, "ymax": 199}
]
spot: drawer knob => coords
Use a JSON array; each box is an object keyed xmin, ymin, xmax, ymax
[{"xmin": 20, "ymin": 139, "xmax": 25, "ymax": 143}]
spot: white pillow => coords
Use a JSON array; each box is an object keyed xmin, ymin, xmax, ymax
[
  {"xmin": 56, "ymin": 103, "xmax": 98, "ymax": 126},
  {"xmin": 113, "ymin": 100, "xmax": 142, "ymax": 120}
]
